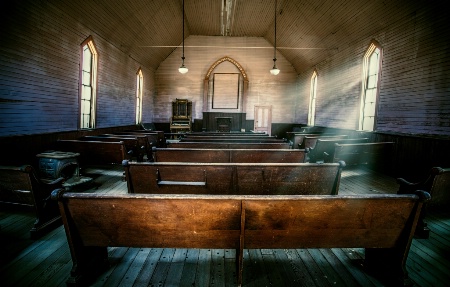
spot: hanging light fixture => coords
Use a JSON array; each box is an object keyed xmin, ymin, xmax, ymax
[
  {"xmin": 270, "ymin": 0, "xmax": 280, "ymax": 75},
  {"xmin": 178, "ymin": 0, "xmax": 188, "ymax": 74}
]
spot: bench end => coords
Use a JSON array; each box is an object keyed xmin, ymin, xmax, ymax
[
  {"xmin": 415, "ymin": 190, "xmax": 431, "ymax": 203},
  {"xmin": 51, "ymin": 188, "xmax": 66, "ymax": 201}
]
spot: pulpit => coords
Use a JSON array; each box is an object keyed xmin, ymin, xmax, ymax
[
  {"xmin": 170, "ymin": 99, "xmax": 192, "ymax": 134},
  {"xmin": 216, "ymin": 117, "xmax": 232, "ymax": 132}
]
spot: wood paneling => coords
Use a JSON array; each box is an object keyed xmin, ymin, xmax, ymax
[
  {"xmin": 295, "ymin": 1, "xmax": 450, "ymax": 137},
  {"xmin": 202, "ymin": 112, "xmax": 246, "ymax": 132},
  {"xmin": 0, "ymin": 1, "xmax": 155, "ymax": 137}
]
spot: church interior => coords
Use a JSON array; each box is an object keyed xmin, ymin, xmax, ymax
[{"xmin": 0, "ymin": 0, "xmax": 449, "ymax": 286}]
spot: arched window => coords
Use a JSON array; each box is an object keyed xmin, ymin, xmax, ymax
[
  {"xmin": 79, "ymin": 37, "xmax": 98, "ymax": 129},
  {"xmin": 136, "ymin": 69, "xmax": 143, "ymax": 125},
  {"xmin": 308, "ymin": 70, "xmax": 318, "ymax": 126},
  {"xmin": 359, "ymin": 41, "xmax": 382, "ymax": 131}
]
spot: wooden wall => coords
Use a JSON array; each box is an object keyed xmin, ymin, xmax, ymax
[
  {"xmin": 295, "ymin": 3, "xmax": 450, "ymax": 137},
  {"xmin": 154, "ymin": 36, "xmax": 298, "ymax": 124},
  {"xmin": 0, "ymin": 1, "xmax": 155, "ymax": 137}
]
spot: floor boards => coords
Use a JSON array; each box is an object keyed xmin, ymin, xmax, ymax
[{"xmin": 1, "ymin": 165, "xmax": 449, "ymax": 286}]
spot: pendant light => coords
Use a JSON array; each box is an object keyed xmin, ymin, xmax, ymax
[
  {"xmin": 270, "ymin": 0, "xmax": 280, "ymax": 75},
  {"xmin": 178, "ymin": 0, "xmax": 188, "ymax": 74}
]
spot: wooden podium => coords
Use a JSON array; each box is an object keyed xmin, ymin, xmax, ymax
[{"xmin": 216, "ymin": 117, "xmax": 232, "ymax": 132}]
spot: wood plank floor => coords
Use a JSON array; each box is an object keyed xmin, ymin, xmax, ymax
[{"xmin": 1, "ymin": 165, "xmax": 449, "ymax": 287}]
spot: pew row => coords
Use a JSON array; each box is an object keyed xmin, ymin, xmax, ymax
[
  {"xmin": 52, "ymin": 190, "xmax": 430, "ymax": 286},
  {"xmin": 299, "ymin": 135, "xmax": 348, "ymax": 149},
  {"xmin": 56, "ymin": 140, "xmax": 128, "ymax": 166},
  {"xmin": 397, "ymin": 167, "xmax": 450, "ymax": 238},
  {"xmin": 306, "ymin": 138, "xmax": 369, "ymax": 163},
  {"xmin": 167, "ymin": 142, "xmax": 291, "ymax": 149},
  {"xmin": 329, "ymin": 142, "xmax": 395, "ymax": 168},
  {"xmin": 0, "ymin": 165, "xmax": 64, "ymax": 238},
  {"xmin": 179, "ymin": 137, "xmax": 286, "ymax": 143},
  {"xmin": 117, "ymin": 130, "xmax": 167, "ymax": 148},
  {"xmin": 98, "ymin": 133, "xmax": 158, "ymax": 160},
  {"xmin": 79, "ymin": 136, "xmax": 146, "ymax": 162},
  {"xmin": 288, "ymin": 133, "xmax": 347, "ymax": 149},
  {"xmin": 184, "ymin": 132, "xmax": 268, "ymax": 137},
  {"xmin": 123, "ymin": 160, "xmax": 345, "ymax": 195},
  {"xmin": 153, "ymin": 148, "xmax": 307, "ymax": 163}
]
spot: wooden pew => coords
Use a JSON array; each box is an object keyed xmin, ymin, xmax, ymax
[
  {"xmin": 79, "ymin": 136, "xmax": 145, "ymax": 162},
  {"xmin": 397, "ymin": 167, "xmax": 450, "ymax": 238},
  {"xmin": 111, "ymin": 132, "xmax": 160, "ymax": 150},
  {"xmin": 123, "ymin": 160, "xmax": 345, "ymax": 195},
  {"xmin": 56, "ymin": 140, "xmax": 128, "ymax": 166},
  {"xmin": 179, "ymin": 137, "xmax": 286, "ymax": 143},
  {"xmin": 300, "ymin": 135, "xmax": 348, "ymax": 149},
  {"xmin": 330, "ymin": 142, "xmax": 395, "ymax": 169},
  {"xmin": 52, "ymin": 189, "xmax": 430, "ymax": 286},
  {"xmin": 95, "ymin": 133, "xmax": 157, "ymax": 161},
  {"xmin": 153, "ymin": 148, "xmax": 307, "ymax": 163},
  {"xmin": 167, "ymin": 142, "xmax": 291, "ymax": 149},
  {"xmin": 185, "ymin": 132, "xmax": 268, "ymax": 137},
  {"xmin": 0, "ymin": 165, "xmax": 64, "ymax": 238},
  {"xmin": 119, "ymin": 130, "xmax": 166, "ymax": 147},
  {"xmin": 287, "ymin": 133, "xmax": 345, "ymax": 149},
  {"xmin": 307, "ymin": 138, "xmax": 369, "ymax": 163},
  {"xmin": 180, "ymin": 136, "xmax": 277, "ymax": 141}
]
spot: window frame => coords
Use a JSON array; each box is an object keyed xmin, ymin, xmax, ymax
[
  {"xmin": 79, "ymin": 36, "xmax": 98, "ymax": 129},
  {"xmin": 359, "ymin": 40, "xmax": 383, "ymax": 131},
  {"xmin": 136, "ymin": 68, "xmax": 143, "ymax": 125},
  {"xmin": 308, "ymin": 70, "xmax": 318, "ymax": 126}
]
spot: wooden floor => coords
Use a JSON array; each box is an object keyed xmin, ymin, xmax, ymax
[{"xmin": 1, "ymin": 165, "xmax": 449, "ymax": 287}]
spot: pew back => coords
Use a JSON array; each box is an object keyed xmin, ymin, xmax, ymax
[
  {"xmin": 179, "ymin": 137, "xmax": 284, "ymax": 143},
  {"xmin": 331, "ymin": 142, "xmax": 395, "ymax": 167},
  {"xmin": 288, "ymin": 133, "xmax": 345, "ymax": 149},
  {"xmin": 167, "ymin": 142, "xmax": 291, "ymax": 149},
  {"xmin": 244, "ymin": 194, "xmax": 423, "ymax": 249},
  {"xmin": 153, "ymin": 148, "xmax": 307, "ymax": 163},
  {"xmin": 300, "ymin": 135, "xmax": 348, "ymax": 149},
  {"xmin": 307, "ymin": 138, "xmax": 369, "ymax": 163},
  {"xmin": 57, "ymin": 140, "xmax": 128, "ymax": 165},
  {"xmin": 0, "ymin": 165, "xmax": 37, "ymax": 206},
  {"xmin": 56, "ymin": 192, "xmax": 241, "ymax": 249},
  {"xmin": 185, "ymin": 132, "xmax": 267, "ymax": 137},
  {"xmin": 53, "ymin": 190, "xmax": 429, "ymax": 286},
  {"xmin": 79, "ymin": 136, "xmax": 144, "ymax": 161},
  {"xmin": 121, "ymin": 130, "xmax": 166, "ymax": 147},
  {"xmin": 123, "ymin": 161, "xmax": 345, "ymax": 195}
]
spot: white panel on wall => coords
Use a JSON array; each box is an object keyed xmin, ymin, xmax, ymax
[{"xmin": 155, "ymin": 35, "xmax": 298, "ymax": 123}]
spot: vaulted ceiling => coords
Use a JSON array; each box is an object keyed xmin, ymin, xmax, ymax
[{"xmin": 48, "ymin": 0, "xmax": 424, "ymax": 74}]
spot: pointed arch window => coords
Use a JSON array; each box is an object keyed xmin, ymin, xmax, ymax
[
  {"xmin": 136, "ymin": 69, "xmax": 143, "ymax": 125},
  {"xmin": 359, "ymin": 41, "xmax": 382, "ymax": 131},
  {"xmin": 308, "ymin": 70, "xmax": 318, "ymax": 126},
  {"xmin": 79, "ymin": 37, "xmax": 98, "ymax": 129}
]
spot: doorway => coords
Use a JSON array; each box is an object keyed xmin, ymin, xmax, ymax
[{"xmin": 254, "ymin": 105, "xmax": 272, "ymax": 135}]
